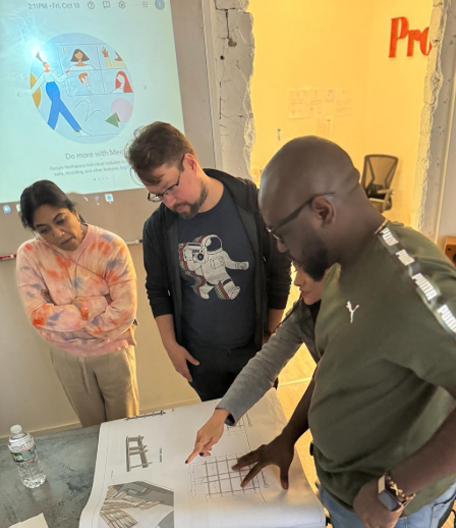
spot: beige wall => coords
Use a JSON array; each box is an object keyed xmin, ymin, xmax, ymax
[
  {"xmin": 249, "ymin": 0, "xmax": 372, "ymax": 177},
  {"xmin": 364, "ymin": 0, "xmax": 433, "ymax": 225},
  {"xmin": 0, "ymin": 247, "xmax": 199, "ymax": 439},
  {"xmin": 249, "ymin": 0, "xmax": 432, "ymax": 224}
]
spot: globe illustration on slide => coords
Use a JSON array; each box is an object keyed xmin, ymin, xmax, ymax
[{"xmin": 29, "ymin": 33, "xmax": 135, "ymax": 144}]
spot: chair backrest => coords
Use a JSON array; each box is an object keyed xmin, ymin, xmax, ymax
[{"xmin": 361, "ymin": 155, "xmax": 398, "ymax": 194}]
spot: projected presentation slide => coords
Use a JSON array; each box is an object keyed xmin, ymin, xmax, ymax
[{"xmin": 0, "ymin": 0, "xmax": 184, "ymax": 210}]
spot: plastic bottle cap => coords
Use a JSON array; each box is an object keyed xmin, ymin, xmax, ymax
[{"xmin": 10, "ymin": 425, "xmax": 23, "ymax": 435}]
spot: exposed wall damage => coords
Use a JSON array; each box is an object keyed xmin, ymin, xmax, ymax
[
  {"xmin": 214, "ymin": 0, "xmax": 255, "ymax": 179},
  {"xmin": 411, "ymin": 0, "xmax": 456, "ymax": 238}
]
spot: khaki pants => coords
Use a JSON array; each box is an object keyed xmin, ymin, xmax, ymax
[{"xmin": 50, "ymin": 346, "xmax": 140, "ymax": 427}]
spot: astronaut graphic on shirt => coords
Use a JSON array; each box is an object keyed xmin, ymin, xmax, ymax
[{"xmin": 178, "ymin": 234, "xmax": 249, "ymax": 300}]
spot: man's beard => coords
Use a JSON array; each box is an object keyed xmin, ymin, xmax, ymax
[
  {"xmin": 172, "ymin": 182, "xmax": 209, "ymax": 219},
  {"xmin": 289, "ymin": 233, "xmax": 329, "ymax": 282}
]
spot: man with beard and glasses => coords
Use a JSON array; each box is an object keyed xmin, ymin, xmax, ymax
[
  {"xmin": 234, "ymin": 136, "xmax": 456, "ymax": 528},
  {"xmin": 125, "ymin": 122, "xmax": 291, "ymax": 401}
]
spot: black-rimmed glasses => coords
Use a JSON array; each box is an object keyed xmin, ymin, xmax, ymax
[
  {"xmin": 266, "ymin": 193, "xmax": 335, "ymax": 241},
  {"xmin": 147, "ymin": 155, "xmax": 185, "ymax": 203}
]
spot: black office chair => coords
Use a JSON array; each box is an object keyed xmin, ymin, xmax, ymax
[{"xmin": 361, "ymin": 155, "xmax": 398, "ymax": 213}]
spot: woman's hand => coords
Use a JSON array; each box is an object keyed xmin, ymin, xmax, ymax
[{"xmin": 186, "ymin": 409, "xmax": 229, "ymax": 464}]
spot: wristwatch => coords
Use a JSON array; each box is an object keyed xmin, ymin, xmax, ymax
[{"xmin": 377, "ymin": 473, "xmax": 416, "ymax": 511}]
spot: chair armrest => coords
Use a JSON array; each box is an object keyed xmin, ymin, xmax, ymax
[{"xmin": 369, "ymin": 188, "xmax": 394, "ymax": 213}]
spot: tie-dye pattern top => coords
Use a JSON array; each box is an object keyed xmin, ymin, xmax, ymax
[{"xmin": 16, "ymin": 224, "xmax": 137, "ymax": 357}]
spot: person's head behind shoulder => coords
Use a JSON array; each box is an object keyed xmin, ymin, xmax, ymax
[
  {"xmin": 125, "ymin": 121, "xmax": 209, "ymax": 219},
  {"xmin": 20, "ymin": 180, "xmax": 86, "ymax": 252},
  {"xmin": 293, "ymin": 260, "xmax": 325, "ymax": 305}
]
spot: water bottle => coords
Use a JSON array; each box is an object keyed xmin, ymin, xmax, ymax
[{"xmin": 8, "ymin": 425, "xmax": 46, "ymax": 488}]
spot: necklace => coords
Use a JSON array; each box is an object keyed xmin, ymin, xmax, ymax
[{"xmin": 374, "ymin": 218, "xmax": 388, "ymax": 236}]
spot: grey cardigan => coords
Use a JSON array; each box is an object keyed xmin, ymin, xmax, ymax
[{"xmin": 218, "ymin": 301, "xmax": 320, "ymax": 425}]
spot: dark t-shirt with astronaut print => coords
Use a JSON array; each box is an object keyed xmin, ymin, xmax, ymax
[{"xmin": 177, "ymin": 185, "xmax": 255, "ymax": 347}]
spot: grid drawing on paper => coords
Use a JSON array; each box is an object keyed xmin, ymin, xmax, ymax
[{"xmin": 189, "ymin": 455, "xmax": 266, "ymax": 502}]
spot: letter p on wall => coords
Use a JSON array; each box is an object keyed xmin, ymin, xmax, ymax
[{"xmin": 390, "ymin": 17, "xmax": 409, "ymax": 58}]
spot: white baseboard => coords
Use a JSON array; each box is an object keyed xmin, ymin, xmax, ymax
[{"xmin": 0, "ymin": 396, "xmax": 201, "ymax": 442}]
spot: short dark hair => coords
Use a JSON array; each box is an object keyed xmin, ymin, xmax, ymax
[
  {"xmin": 71, "ymin": 48, "xmax": 90, "ymax": 62},
  {"xmin": 20, "ymin": 180, "xmax": 76, "ymax": 230},
  {"xmin": 125, "ymin": 122, "xmax": 196, "ymax": 185}
]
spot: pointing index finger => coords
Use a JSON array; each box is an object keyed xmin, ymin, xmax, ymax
[{"xmin": 186, "ymin": 442, "xmax": 205, "ymax": 464}]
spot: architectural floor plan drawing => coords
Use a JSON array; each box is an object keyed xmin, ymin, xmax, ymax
[
  {"xmin": 79, "ymin": 390, "xmax": 325, "ymax": 528},
  {"xmin": 225, "ymin": 413, "xmax": 252, "ymax": 436}
]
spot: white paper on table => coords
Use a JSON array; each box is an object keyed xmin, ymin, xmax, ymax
[
  {"xmin": 80, "ymin": 389, "xmax": 325, "ymax": 528},
  {"xmin": 9, "ymin": 513, "xmax": 49, "ymax": 528}
]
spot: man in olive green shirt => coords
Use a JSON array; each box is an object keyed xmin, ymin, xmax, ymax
[{"xmin": 234, "ymin": 137, "xmax": 456, "ymax": 528}]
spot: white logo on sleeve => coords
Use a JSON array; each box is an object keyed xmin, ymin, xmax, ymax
[{"xmin": 346, "ymin": 301, "xmax": 360, "ymax": 324}]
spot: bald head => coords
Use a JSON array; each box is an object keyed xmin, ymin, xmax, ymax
[
  {"xmin": 259, "ymin": 136, "xmax": 359, "ymax": 226},
  {"xmin": 259, "ymin": 136, "xmax": 384, "ymax": 277}
]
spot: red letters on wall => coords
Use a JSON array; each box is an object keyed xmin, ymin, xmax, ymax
[{"xmin": 389, "ymin": 17, "xmax": 432, "ymax": 58}]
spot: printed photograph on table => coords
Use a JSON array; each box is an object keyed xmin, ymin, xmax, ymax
[
  {"xmin": 28, "ymin": 33, "xmax": 135, "ymax": 144},
  {"xmin": 99, "ymin": 481, "xmax": 174, "ymax": 528}
]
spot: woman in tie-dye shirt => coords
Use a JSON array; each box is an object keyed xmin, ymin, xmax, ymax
[{"xmin": 16, "ymin": 180, "xmax": 139, "ymax": 426}]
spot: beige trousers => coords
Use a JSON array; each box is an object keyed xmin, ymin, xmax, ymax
[{"xmin": 50, "ymin": 346, "xmax": 140, "ymax": 427}]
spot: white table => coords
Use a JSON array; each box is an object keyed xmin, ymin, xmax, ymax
[{"xmin": 80, "ymin": 389, "xmax": 326, "ymax": 528}]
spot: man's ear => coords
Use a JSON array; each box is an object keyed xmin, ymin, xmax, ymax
[
  {"xmin": 311, "ymin": 196, "xmax": 336, "ymax": 227},
  {"xmin": 184, "ymin": 153, "xmax": 198, "ymax": 172}
]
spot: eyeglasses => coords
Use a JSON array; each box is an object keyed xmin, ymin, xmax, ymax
[
  {"xmin": 266, "ymin": 193, "xmax": 335, "ymax": 241},
  {"xmin": 147, "ymin": 155, "xmax": 185, "ymax": 203}
]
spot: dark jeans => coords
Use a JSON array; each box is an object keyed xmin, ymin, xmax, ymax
[{"xmin": 185, "ymin": 341, "xmax": 258, "ymax": 401}]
